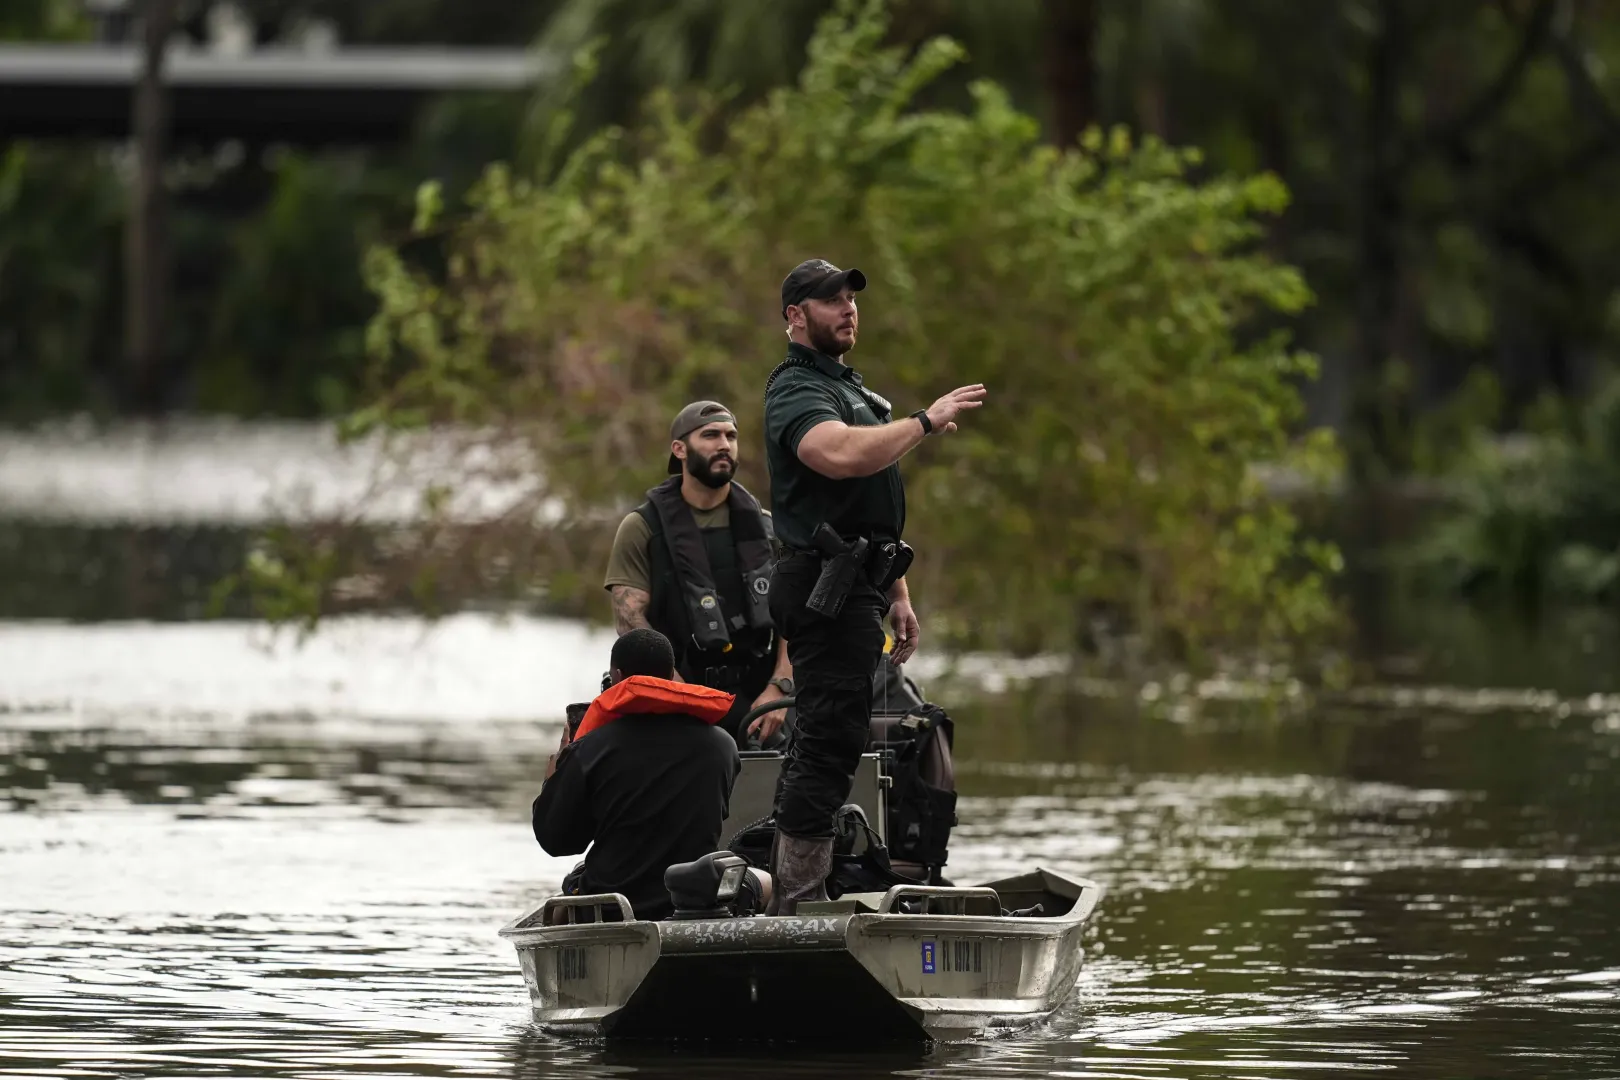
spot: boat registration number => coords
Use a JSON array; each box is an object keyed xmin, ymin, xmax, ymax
[
  {"xmin": 922, "ymin": 938, "xmax": 983, "ymax": 974},
  {"xmin": 557, "ymin": 946, "xmax": 589, "ymax": 982}
]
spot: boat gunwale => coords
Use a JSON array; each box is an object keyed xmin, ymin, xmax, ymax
[
  {"xmin": 500, "ymin": 902, "xmax": 1091, "ymax": 951},
  {"xmin": 498, "ymin": 871, "xmax": 1103, "ymax": 949},
  {"xmin": 852, "ymin": 914, "xmax": 1083, "ymax": 939},
  {"xmin": 500, "ymin": 922, "xmax": 656, "ymax": 948}
]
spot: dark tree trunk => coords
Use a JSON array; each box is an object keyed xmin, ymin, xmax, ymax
[
  {"xmin": 126, "ymin": 0, "xmax": 177, "ymax": 416},
  {"xmin": 1343, "ymin": 0, "xmax": 1408, "ymax": 655},
  {"xmin": 1135, "ymin": 78, "xmax": 1168, "ymax": 139},
  {"xmin": 1349, "ymin": 0, "xmax": 1408, "ymax": 486},
  {"xmin": 1042, "ymin": 0, "xmax": 1097, "ymax": 147}
]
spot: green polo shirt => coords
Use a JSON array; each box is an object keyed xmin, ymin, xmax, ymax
[{"xmin": 763, "ymin": 342, "xmax": 907, "ymax": 551}]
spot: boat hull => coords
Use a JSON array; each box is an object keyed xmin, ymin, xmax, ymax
[{"xmin": 500, "ymin": 868, "xmax": 1101, "ymax": 1042}]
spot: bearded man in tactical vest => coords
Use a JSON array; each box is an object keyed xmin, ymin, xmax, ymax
[{"xmin": 603, "ymin": 401, "xmax": 795, "ymax": 746}]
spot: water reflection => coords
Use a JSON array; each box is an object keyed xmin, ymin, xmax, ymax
[
  {"xmin": 0, "ymin": 717, "xmax": 553, "ymax": 816},
  {"xmin": 3, "ymin": 680, "xmax": 1618, "ymax": 1080}
]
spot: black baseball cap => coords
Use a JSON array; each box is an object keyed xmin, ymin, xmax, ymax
[
  {"xmin": 781, "ymin": 259, "xmax": 867, "ymax": 318},
  {"xmin": 667, "ymin": 400, "xmax": 737, "ymax": 475}
]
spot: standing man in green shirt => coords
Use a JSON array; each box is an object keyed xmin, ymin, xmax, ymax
[
  {"xmin": 603, "ymin": 401, "xmax": 795, "ymax": 746},
  {"xmin": 763, "ymin": 258, "xmax": 985, "ymax": 913}
]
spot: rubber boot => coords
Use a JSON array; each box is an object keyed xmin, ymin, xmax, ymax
[{"xmin": 769, "ymin": 834, "xmax": 833, "ymax": 916}]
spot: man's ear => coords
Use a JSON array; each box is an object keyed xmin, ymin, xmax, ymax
[
  {"xmin": 670, "ymin": 439, "xmax": 687, "ymax": 465},
  {"xmin": 785, "ymin": 303, "xmax": 805, "ymax": 332},
  {"xmin": 608, "ymin": 666, "xmax": 623, "ymax": 685}
]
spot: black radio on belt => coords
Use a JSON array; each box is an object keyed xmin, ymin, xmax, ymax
[{"xmin": 872, "ymin": 539, "xmax": 914, "ymax": 594}]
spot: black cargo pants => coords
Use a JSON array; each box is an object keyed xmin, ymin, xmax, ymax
[{"xmin": 769, "ymin": 551, "xmax": 889, "ymax": 840}]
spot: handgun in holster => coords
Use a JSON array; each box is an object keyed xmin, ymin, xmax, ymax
[{"xmin": 806, "ymin": 523, "xmax": 869, "ymax": 618}]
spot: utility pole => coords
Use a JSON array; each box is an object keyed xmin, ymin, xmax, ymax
[{"xmin": 127, "ymin": 0, "xmax": 177, "ymax": 415}]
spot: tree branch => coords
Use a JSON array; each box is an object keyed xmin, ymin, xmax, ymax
[
  {"xmin": 1547, "ymin": 0, "xmax": 1620, "ymax": 139},
  {"xmin": 1503, "ymin": 132, "xmax": 1620, "ymax": 204},
  {"xmin": 1391, "ymin": 0, "xmax": 1556, "ymax": 174},
  {"xmin": 1477, "ymin": 0, "xmax": 1620, "ymax": 206},
  {"xmin": 1487, "ymin": 218, "xmax": 1582, "ymax": 291}
]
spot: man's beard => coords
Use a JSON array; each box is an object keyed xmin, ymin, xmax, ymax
[
  {"xmin": 806, "ymin": 313, "xmax": 855, "ymax": 356},
  {"xmin": 684, "ymin": 447, "xmax": 735, "ymax": 489}
]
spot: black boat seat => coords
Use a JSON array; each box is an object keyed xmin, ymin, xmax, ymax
[{"xmin": 664, "ymin": 851, "xmax": 762, "ymax": 920}]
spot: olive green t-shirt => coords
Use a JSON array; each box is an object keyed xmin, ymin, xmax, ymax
[
  {"xmin": 603, "ymin": 504, "xmax": 731, "ymax": 594},
  {"xmin": 763, "ymin": 342, "xmax": 906, "ymax": 551},
  {"xmin": 604, "ymin": 503, "xmax": 779, "ymax": 594}
]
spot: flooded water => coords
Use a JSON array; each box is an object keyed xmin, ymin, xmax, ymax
[
  {"xmin": 2, "ymin": 617, "xmax": 1617, "ymax": 1079},
  {"xmin": 1, "ymin": 424, "xmax": 1617, "ymax": 1077}
]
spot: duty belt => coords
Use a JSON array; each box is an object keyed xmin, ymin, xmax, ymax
[
  {"xmin": 785, "ymin": 532, "xmax": 912, "ymax": 595},
  {"xmin": 702, "ymin": 666, "xmax": 743, "ymax": 691},
  {"xmin": 687, "ymin": 658, "xmax": 762, "ymax": 692},
  {"xmin": 784, "ymin": 531, "xmax": 897, "ymax": 562}
]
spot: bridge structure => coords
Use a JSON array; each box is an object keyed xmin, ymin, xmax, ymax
[{"xmin": 0, "ymin": 44, "xmax": 552, "ymax": 144}]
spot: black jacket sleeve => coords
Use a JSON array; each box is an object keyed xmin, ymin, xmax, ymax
[{"xmin": 531, "ymin": 745, "xmax": 596, "ymax": 856}]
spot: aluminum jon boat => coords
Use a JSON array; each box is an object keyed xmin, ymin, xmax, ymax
[{"xmin": 498, "ymin": 867, "xmax": 1102, "ymax": 1043}]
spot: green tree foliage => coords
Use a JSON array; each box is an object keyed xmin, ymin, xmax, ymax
[
  {"xmin": 325, "ymin": 0, "xmax": 1339, "ymax": 663},
  {"xmin": 0, "ymin": 145, "xmax": 125, "ymax": 415},
  {"xmin": 532, "ymin": 0, "xmax": 1620, "ymax": 485},
  {"xmin": 0, "ymin": 0, "xmax": 85, "ymax": 39},
  {"xmin": 1416, "ymin": 371, "xmax": 1620, "ymax": 604},
  {"xmin": 4, "ymin": 0, "xmax": 1616, "ymax": 496},
  {"xmin": 0, "ymin": 3, "xmax": 120, "ymax": 415},
  {"xmin": 0, "ymin": 0, "xmax": 550, "ymax": 421},
  {"xmin": 1172, "ymin": 1, "xmax": 1620, "ymax": 482},
  {"xmin": 188, "ymin": 153, "xmax": 377, "ymax": 416}
]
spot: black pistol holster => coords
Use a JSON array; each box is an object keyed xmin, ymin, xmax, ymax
[{"xmin": 806, "ymin": 524, "xmax": 870, "ymax": 618}]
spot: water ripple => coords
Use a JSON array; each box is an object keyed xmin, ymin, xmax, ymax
[{"xmin": 3, "ymin": 697, "xmax": 1618, "ymax": 1078}]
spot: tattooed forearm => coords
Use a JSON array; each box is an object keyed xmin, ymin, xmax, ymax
[{"xmin": 610, "ymin": 585, "xmax": 653, "ymax": 635}]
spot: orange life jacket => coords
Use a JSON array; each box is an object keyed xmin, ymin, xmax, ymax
[{"xmin": 572, "ymin": 675, "xmax": 735, "ymax": 742}]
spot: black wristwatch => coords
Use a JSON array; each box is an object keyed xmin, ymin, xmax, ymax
[
  {"xmin": 911, "ymin": 409, "xmax": 934, "ymax": 435},
  {"xmin": 769, "ymin": 676, "xmax": 795, "ymax": 695}
]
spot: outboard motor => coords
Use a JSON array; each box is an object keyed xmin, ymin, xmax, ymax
[{"xmin": 663, "ymin": 852, "xmax": 763, "ymax": 920}]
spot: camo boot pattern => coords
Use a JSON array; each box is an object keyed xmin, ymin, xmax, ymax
[{"xmin": 771, "ymin": 834, "xmax": 833, "ymax": 916}]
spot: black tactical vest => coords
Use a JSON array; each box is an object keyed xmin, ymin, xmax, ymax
[{"xmin": 637, "ymin": 479, "xmax": 776, "ymax": 687}]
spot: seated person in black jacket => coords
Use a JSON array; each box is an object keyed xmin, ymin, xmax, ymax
[{"xmin": 532, "ymin": 628, "xmax": 743, "ymax": 920}]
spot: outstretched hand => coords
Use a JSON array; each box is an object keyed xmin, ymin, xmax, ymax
[{"xmin": 924, "ymin": 384, "xmax": 987, "ymax": 435}]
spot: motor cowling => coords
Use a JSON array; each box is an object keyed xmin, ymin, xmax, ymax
[{"xmin": 664, "ymin": 851, "xmax": 761, "ymax": 920}]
